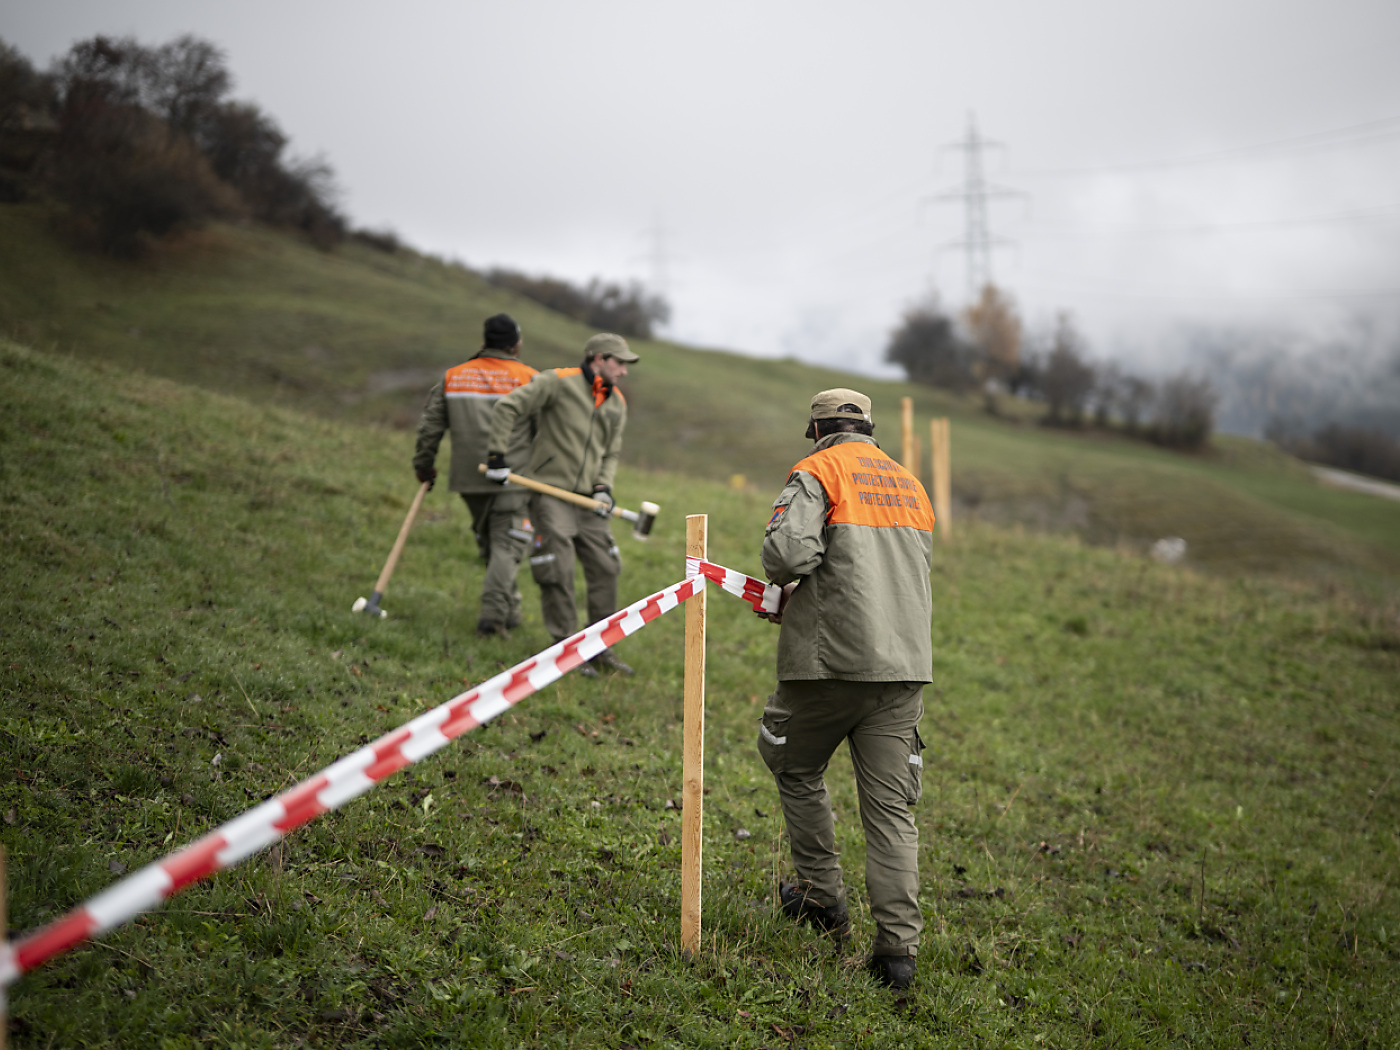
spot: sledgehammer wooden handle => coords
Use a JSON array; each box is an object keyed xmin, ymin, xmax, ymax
[
  {"xmin": 477, "ymin": 466, "xmax": 659, "ymax": 538},
  {"xmin": 375, "ymin": 480, "xmax": 430, "ymax": 595},
  {"xmin": 478, "ymin": 465, "xmax": 633, "ymax": 519}
]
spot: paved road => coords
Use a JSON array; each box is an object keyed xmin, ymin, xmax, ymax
[{"xmin": 1312, "ymin": 466, "xmax": 1400, "ymax": 503}]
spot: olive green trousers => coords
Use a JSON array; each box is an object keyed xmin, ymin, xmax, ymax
[
  {"xmin": 461, "ymin": 491, "xmax": 532, "ymax": 628},
  {"xmin": 758, "ymin": 679, "xmax": 925, "ymax": 955},
  {"xmin": 526, "ymin": 493, "xmax": 621, "ymax": 641}
]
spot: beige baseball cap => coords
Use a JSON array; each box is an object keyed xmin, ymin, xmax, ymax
[
  {"xmin": 809, "ymin": 387, "xmax": 872, "ymax": 422},
  {"xmin": 806, "ymin": 388, "xmax": 872, "ymax": 439},
  {"xmin": 584, "ymin": 333, "xmax": 640, "ymax": 363}
]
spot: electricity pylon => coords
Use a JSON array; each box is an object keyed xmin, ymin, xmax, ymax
[{"xmin": 931, "ymin": 112, "xmax": 1026, "ymax": 301}]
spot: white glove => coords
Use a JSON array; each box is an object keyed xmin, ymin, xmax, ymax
[{"xmin": 592, "ymin": 488, "xmax": 615, "ymax": 518}]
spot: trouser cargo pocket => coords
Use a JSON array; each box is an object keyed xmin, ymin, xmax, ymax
[
  {"xmin": 529, "ymin": 548, "xmax": 564, "ymax": 587},
  {"xmin": 906, "ymin": 727, "xmax": 926, "ymax": 804},
  {"xmin": 757, "ymin": 688, "xmax": 791, "ymax": 774}
]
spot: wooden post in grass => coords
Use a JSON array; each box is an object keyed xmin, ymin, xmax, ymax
[
  {"xmin": 900, "ymin": 397, "xmax": 914, "ymax": 470},
  {"xmin": 681, "ymin": 514, "xmax": 707, "ymax": 956},
  {"xmin": 930, "ymin": 418, "xmax": 952, "ymax": 541}
]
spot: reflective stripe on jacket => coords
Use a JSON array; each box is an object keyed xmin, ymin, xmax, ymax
[
  {"xmin": 487, "ymin": 365, "xmax": 627, "ymax": 496},
  {"xmin": 762, "ymin": 433, "xmax": 934, "ymax": 682},
  {"xmin": 413, "ymin": 351, "xmax": 537, "ymax": 494}
]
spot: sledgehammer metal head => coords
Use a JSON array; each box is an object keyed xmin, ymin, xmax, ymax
[
  {"xmin": 352, "ymin": 593, "xmax": 388, "ymax": 618},
  {"xmin": 631, "ymin": 501, "xmax": 660, "ymax": 540}
]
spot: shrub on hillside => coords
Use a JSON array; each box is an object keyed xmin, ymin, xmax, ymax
[
  {"xmin": 50, "ymin": 99, "xmax": 239, "ymax": 255},
  {"xmin": 351, "ymin": 227, "xmax": 402, "ymax": 253},
  {"xmin": 2, "ymin": 33, "xmax": 345, "ymax": 253},
  {"xmin": 485, "ymin": 269, "xmax": 670, "ymax": 338},
  {"xmin": 884, "ymin": 297, "xmax": 977, "ymax": 391},
  {"xmin": 0, "ymin": 40, "xmax": 59, "ymax": 202}
]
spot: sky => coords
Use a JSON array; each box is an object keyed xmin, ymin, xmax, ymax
[{"xmin": 7, "ymin": 0, "xmax": 1400, "ymax": 382}]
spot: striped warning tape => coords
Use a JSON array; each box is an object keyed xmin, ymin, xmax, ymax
[
  {"xmin": 0, "ymin": 562, "xmax": 779, "ymax": 987},
  {"xmin": 686, "ymin": 557, "xmax": 782, "ymax": 613}
]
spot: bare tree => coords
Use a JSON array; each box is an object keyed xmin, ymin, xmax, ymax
[
  {"xmin": 963, "ymin": 283, "xmax": 1022, "ymax": 382},
  {"xmin": 1119, "ymin": 374, "xmax": 1155, "ymax": 434},
  {"xmin": 1151, "ymin": 373, "xmax": 1216, "ymax": 449},
  {"xmin": 147, "ymin": 35, "xmax": 231, "ymax": 138},
  {"xmin": 1041, "ymin": 313, "xmax": 1096, "ymax": 425}
]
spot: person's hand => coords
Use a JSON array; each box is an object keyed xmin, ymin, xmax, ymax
[
  {"xmin": 591, "ymin": 486, "xmax": 615, "ymax": 518},
  {"xmin": 416, "ymin": 466, "xmax": 437, "ymax": 490},
  {"xmin": 484, "ymin": 453, "xmax": 511, "ymax": 484},
  {"xmin": 754, "ymin": 581, "xmax": 798, "ymax": 624}
]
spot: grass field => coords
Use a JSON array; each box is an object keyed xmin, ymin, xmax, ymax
[
  {"xmin": 3, "ymin": 337, "xmax": 1399, "ymax": 1048},
  {"xmin": 3, "ymin": 204, "xmax": 1398, "ymax": 591}
]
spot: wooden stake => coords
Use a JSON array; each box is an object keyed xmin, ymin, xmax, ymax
[
  {"xmin": 930, "ymin": 418, "xmax": 952, "ymax": 541},
  {"xmin": 680, "ymin": 514, "xmax": 707, "ymax": 956},
  {"xmin": 910, "ymin": 433, "xmax": 922, "ymax": 489},
  {"xmin": 900, "ymin": 397, "xmax": 913, "ymax": 470}
]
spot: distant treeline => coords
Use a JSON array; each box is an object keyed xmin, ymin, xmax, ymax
[
  {"xmin": 0, "ymin": 34, "xmax": 345, "ymax": 255},
  {"xmin": 484, "ymin": 269, "xmax": 670, "ymax": 340},
  {"xmin": 885, "ymin": 285, "xmax": 1217, "ymax": 450},
  {"xmin": 1268, "ymin": 423, "xmax": 1400, "ymax": 485}
]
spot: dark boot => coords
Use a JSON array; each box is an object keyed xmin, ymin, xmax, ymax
[
  {"xmin": 476, "ymin": 620, "xmax": 509, "ymax": 639},
  {"xmin": 779, "ymin": 881, "xmax": 851, "ymax": 940},
  {"xmin": 867, "ymin": 954, "xmax": 916, "ymax": 990},
  {"xmin": 590, "ymin": 649, "xmax": 634, "ymax": 675}
]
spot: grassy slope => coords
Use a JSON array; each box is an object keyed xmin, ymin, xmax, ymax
[
  {"xmin": 3, "ymin": 340, "xmax": 1399, "ymax": 1048},
  {"xmin": 2, "ymin": 204, "xmax": 1398, "ymax": 588}
]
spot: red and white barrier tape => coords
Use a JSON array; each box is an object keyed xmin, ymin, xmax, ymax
[
  {"xmin": 686, "ymin": 557, "xmax": 781, "ymax": 614},
  {"xmin": 1, "ymin": 567, "xmax": 751, "ymax": 987}
]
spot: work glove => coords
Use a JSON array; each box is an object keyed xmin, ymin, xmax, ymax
[
  {"xmin": 415, "ymin": 466, "xmax": 436, "ymax": 490},
  {"xmin": 591, "ymin": 485, "xmax": 615, "ymax": 518},
  {"xmin": 484, "ymin": 452, "xmax": 511, "ymax": 484},
  {"xmin": 755, "ymin": 581, "xmax": 799, "ymax": 625}
]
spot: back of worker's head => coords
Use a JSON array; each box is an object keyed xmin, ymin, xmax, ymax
[
  {"xmin": 806, "ymin": 387, "xmax": 874, "ymax": 440},
  {"xmin": 483, "ymin": 313, "xmax": 521, "ymax": 350}
]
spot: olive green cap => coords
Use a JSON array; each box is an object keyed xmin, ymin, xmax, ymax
[{"xmin": 584, "ymin": 333, "xmax": 639, "ymax": 363}]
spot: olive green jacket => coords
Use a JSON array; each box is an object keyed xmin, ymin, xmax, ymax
[
  {"xmin": 487, "ymin": 364, "xmax": 626, "ymax": 496},
  {"xmin": 763, "ymin": 433, "xmax": 934, "ymax": 682},
  {"xmin": 413, "ymin": 350, "xmax": 537, "ymax": 495}
]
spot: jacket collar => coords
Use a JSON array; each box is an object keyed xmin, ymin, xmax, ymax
[
  {"xmin": 580, "ymin": 359, "xmax": 612, "ymax": 407},
  {"xmin": 812, "ymin": 432, "xmax": 879, "ymax": 453}
]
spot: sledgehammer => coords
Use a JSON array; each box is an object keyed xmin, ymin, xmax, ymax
[
  {"xmin": 352, "ymin": 480, "xmax": 430, "ymax": 618},
  {"xmin": 477, "ymin": 465, "xmax": 659, "ymax": 540}
]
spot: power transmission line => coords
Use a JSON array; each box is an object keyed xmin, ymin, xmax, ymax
[
  {"xmin": 1015, "ymin": 113, "xmax": 1400, "ymax": 177},
  {"xmin": 1021, "ymin": 202, "xmax": 1400, "ymax": 240}
]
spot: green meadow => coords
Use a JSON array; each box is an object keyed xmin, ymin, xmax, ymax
[
  {"xmin": 2, "ymin": 334, "xmax": 1398, "ymax": 1048},
  {"xmin": 1, "ymin": 213, "xmax": 1399, "ymax": 1047}
]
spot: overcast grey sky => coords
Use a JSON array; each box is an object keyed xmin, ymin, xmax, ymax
[{"xmin": 8, "ymin": 0, "xmax": 1400, "ymax": 377}]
